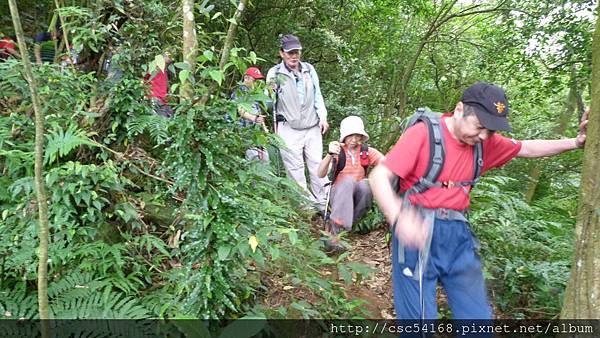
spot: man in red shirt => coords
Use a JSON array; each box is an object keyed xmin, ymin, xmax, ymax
[
  {"xmin": 144, "ymin": 53, "xmax": 173, "ymax": 117},
  {"xmin": 317, "ymin": 116, "xmax": 384, "ymax": 251},
  {"xmin": 0, "ymin": 33, "xmax": 19, "ymax": 61},
  {"xmin": 370, "ymin": 82, "xmax": 588, "ymax": 320}
]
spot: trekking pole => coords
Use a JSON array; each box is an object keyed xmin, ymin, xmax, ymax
[
  {"xmin": 323, "ymin": 156, "xmax": 337, "ymax": 227},
  {"xmin": 418, "ymin": 250, "xmax": 426, "ymax": 337},
  {"xmin": 258, "ymin": 115, "xmax": 269, "ymax": 133}
]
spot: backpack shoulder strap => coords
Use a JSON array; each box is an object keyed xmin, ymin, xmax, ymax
[
  {"xmin": 360, "ymin": 143, "xmax": 369, "ymax": 175},
  {"xmin": 273, "ymin": 63, "xmax": 282, "ymax": 118},
  {"xmin": 472, "ymin": 142, "xmax": 483, "ymax": 185},
  {"xmin": 407, "ymin": 108, "xmax": 445, "ymax": 195}
]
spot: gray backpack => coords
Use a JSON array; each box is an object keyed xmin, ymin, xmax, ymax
[{"xmin": 402, "ymin": 107, "xmax": 483, "ymax": 196}]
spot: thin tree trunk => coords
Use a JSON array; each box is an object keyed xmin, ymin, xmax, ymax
[
  {"xmin": 524, "ymin": 164, "xmax": 542, "ymax": 203},
  {"xmin": 381, "ymin": 0, "xmax": 506, "ymax": 148},
  {"xmin": 8, "ymin": 0, "xmax": 51, "ymax": 334},
  {"xmin": 561, "ymin": 1, "xmax": 600, "ymax": 319},
  {"xmin": 193, "ymin": 0, "xmax": 248, "ymax": 107},
  {"xmin": 181, "ymin": 0, "xmax": 197, "ymax": 100},
  {"xmin": 54, "ymin": 0, "xmax": 71, "ymax": 51},
  {"xmin": 219, "ymin": 0, "xmax": 248, "ymax": 70},
  {"xmin": 525, "ymin": 68, "xmax": 579, "ymax": 203}
]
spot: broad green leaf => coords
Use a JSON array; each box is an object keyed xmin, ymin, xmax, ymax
[
  {"xmin": 218, "ymin": 316, "xmax": 266, "ymax": 338},
  {"xmin": 269, "ymin": 246, "xmax": 280, "ymax": 260},
  {"xmin": 179, "ymin": 69, "xmax": 191, "ymax": 83},
  {"xmin": 203, "ymin": 50, "xmax": 214, "ymax": 62},
  {"xmin": 172, "ymin": 320, "xmax": 211, "ymax": 338},
  {"xmin": 173, "ymin": 62, "xmax": 191, "ymax": 71},
  {"xmin": 208, "ymin": 69, "xmax": 224, "ymax": 86},
  {"xmin": 218, "ymin": 246, "xmax": 231, "ymax": 260}
]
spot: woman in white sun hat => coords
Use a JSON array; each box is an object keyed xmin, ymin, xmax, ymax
[{"xmin": 317, "ymin": 116, "xmax": 384, "ymax": 251}]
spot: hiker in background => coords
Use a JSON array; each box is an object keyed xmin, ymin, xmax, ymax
[
  {"xmin": 231, "ymin": 66, "xmax": 269, "ymax": 162},
  {"xmin": 266, "ymin": 34, "xmax": 329, "ymax": 214},
  {"xmin": 34, "ymin": 24, "xmax": 61, "ymax": 64},
  {"xmin": 369, "ymin": 82, "xmax": 588, "ymax": 322},
  {"xmin": 93, "ymin": 43, "xmax": 124, "ymax": 114},
  {"xmin": 143, "ymin": 52, "xmax": 173, "ymax": 118},
  {"xmin": 317, "ymin": 116, "xmax": 383, "ymax": 251},
  {"xmin": 103, "ymin": 43, "xmax": 124, "ymax": 84},
  {"xmin": 0, "ymin": 33, "xmax": 19, "ymax": 61}
]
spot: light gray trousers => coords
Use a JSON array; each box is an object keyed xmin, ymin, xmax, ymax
[
  {"xmin": 277, "ymin": 122, "xmax": 327, "ymax": 211},
  {"xmin": 330, "ymin": 177, "xmax": 373, "ymax": 230}
]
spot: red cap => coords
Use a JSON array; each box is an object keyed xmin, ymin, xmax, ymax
[{"xmin": 245, "ymin": 67, "xmax": 264, "ymax": 80}]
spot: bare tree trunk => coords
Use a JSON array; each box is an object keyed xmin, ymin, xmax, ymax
[
  {"xmin": 561, "ymin": 2, "xmax": 600, "ymax": 319},
  {"xmin": 8, "ymin": 0, "xmax": 51, "ymax": 335},
  {"xmin": 181, "ymin": 0, "xmax": 197, "ymax": 100}
]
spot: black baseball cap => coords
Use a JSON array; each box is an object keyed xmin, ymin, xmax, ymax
[
  {"xmin": 281, "ymin": 34, "xmax": 302, "ymax": 52},
  {"xmin": 461, "ymin": 82, "xmax": 512, "ymax": 132}
]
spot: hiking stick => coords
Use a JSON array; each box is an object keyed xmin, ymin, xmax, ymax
[{"xmin": 323, "ymin": 156, "xmax": 337, "ymax": 227}]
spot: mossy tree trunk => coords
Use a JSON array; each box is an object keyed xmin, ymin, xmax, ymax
[{"xmin": 561, "ymin": 2, "xmax": 600, "ymax": 319}]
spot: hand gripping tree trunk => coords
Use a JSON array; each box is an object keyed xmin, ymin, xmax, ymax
[
  {"xmin": 8, "ymin": 0, "xmax": 51, "ymax": 335},
  {"xmin": 561, "ymin": 2, "xmax": 600, "ymax": 319}
]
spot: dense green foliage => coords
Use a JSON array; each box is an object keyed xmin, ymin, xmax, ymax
[{"xmin": 0, "ymin": 0, "xmax": 594, "ymax": 321}]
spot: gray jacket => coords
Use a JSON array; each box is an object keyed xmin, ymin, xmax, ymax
[{"xmin": 266, "ymin": 61, "xmax": 327, "ymax": 130}]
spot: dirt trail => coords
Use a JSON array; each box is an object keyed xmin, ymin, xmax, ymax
[
  {"xmin": 343, "ymin": 227, "xmax": 395, "ymax": 319},
  {"xmin": 260, "ymin": 226, "xmax": 396, "ymax": 318}
]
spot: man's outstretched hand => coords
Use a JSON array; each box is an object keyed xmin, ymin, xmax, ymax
[{"xmin": 576, "ymin": 109, "xmax": 589, "ymax": 148}]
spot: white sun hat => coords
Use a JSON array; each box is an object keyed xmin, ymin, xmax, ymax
[{"xmin": 339, "ymin": 116, "xmax": 369, "ymax": 143}]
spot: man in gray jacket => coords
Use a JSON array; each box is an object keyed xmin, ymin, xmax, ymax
[{"xmin": 267, "ymin": 34, "xmax": 330, "ymax": 213}]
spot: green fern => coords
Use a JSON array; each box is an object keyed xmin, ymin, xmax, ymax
[
  {"xmin": 0, "ymin": 284, "xmax": 38, "ymax": 320},
  {"xmin": 44, "ymin": 124, "xmax": 97, "ymax": 165},
  {"xmin": 51, "ymin": 287, "xmax": 151, "ymax": 319},
  {"xmin": 48, "ymin": 271, "xmax": 109, "ymax": 301},
  {"xmin": 126, "ymin": 115, "xmax": 170, "ymax": 144}
]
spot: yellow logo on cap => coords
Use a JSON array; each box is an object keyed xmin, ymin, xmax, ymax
[{"xmin": 494, "ymin": 102, "xmax": 506, "ymax": 114}]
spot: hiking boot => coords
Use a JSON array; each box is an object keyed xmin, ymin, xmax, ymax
[
  {"xmin": 324, "ymin": 238, "xmax": 346, "ymax": 255},
  {"xmin": 323, "ymin": 220, "xmax": 347, "ymax": 254},
  {"xmin": 311, "ymin": 210, "xmax": 324, "ymax": 223}
]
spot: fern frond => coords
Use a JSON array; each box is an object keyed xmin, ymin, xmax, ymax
[
  {"xmin": 44, "ymin": 124, "xmax": 97, "ymax": 165},
  {"xmin": 126, "ymin": 115, "xmax": 170, "ymax": 144},
  {"xmin": 0, "ymin": 286, "xmax": 38, "ymax": 319},
  {"xmin": 48, "ymin": 270, "xmax": 109, "ymax": 301},
  {"xmin": 50, "ymin": 282, "xmax": 151, "ymax": 319},
  {"xmin": 8, "ymin": 176, "xmax": 35, "ymax": 198}
]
